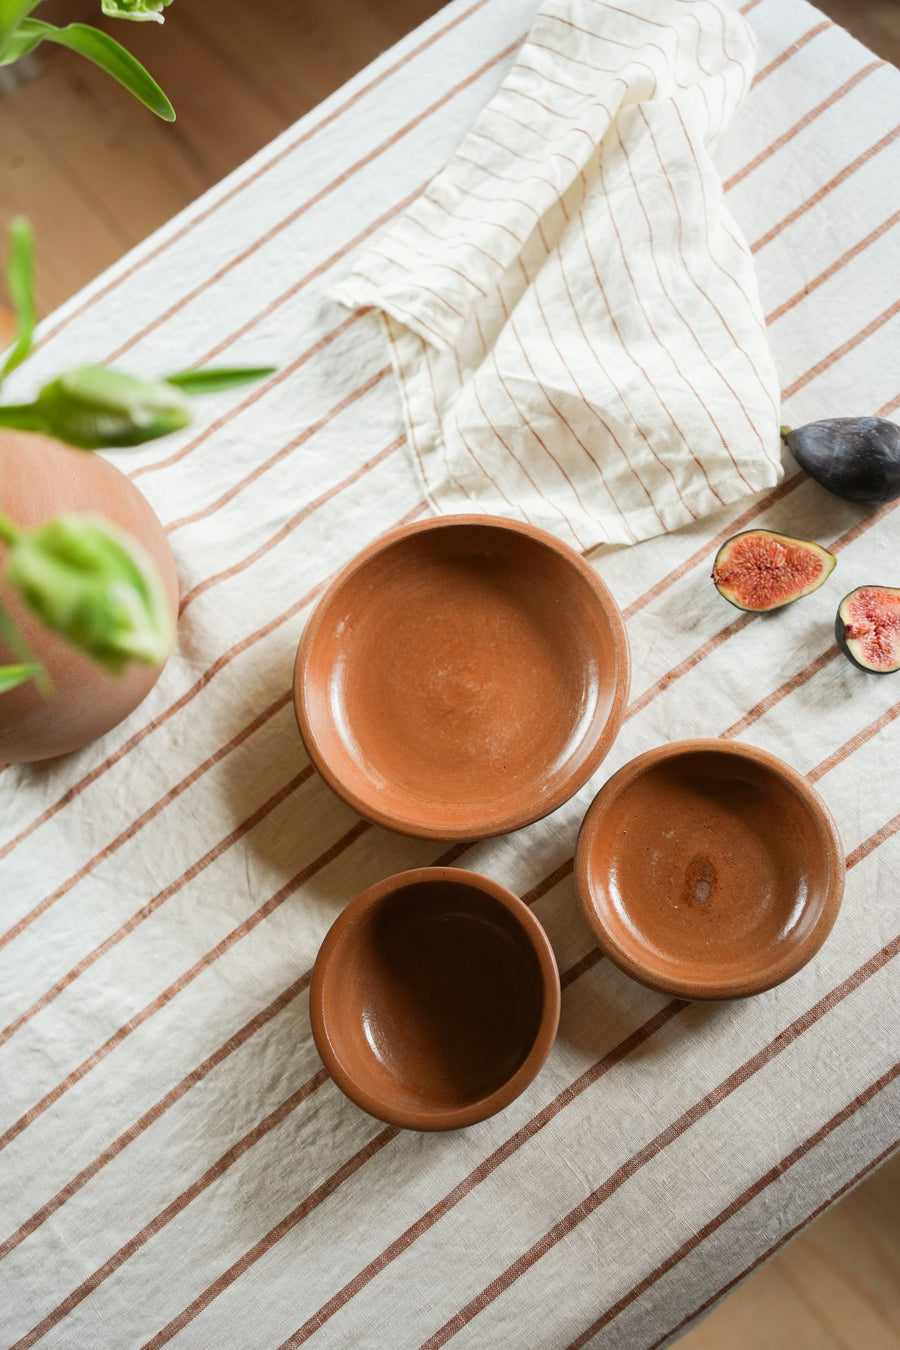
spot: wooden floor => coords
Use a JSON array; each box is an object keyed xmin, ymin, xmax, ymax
[{"xmin": 1, "ymin": 1, "xmax": 899, "ymax": 1346}]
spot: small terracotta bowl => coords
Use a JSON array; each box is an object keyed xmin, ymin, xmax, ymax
[
  {"xmin": 293, "ymin": 515, "xmax": 630, "ymax": 839},
  {"xmin": 575, "ymin": 740, "xmax": 845, "ymax": 1000},
  {"xmin": 309, "ymin": 867, "xmax": 561, "ymax": 1130}
]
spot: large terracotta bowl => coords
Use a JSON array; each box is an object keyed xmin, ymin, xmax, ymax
[
  {"xmin": 0, "ymin": 433, "xmax": 179, "ymax": 763},
  {"xmin": 293, "ymin": 515, "xmax": 630, "ymax": 839},
  {"xmin": 575, "ymin": 740, "xmax": 845, "ymax": 1000},
  {"xmin": 310, "ymin": 867, "xmax": 561, "ymax": 1130}
]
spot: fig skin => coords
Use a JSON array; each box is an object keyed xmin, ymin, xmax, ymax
[
  {"xmin": 712, "ymin": 528, "xmax": 836, "ymax": 613},
  {"xmin": 783, "ymin": 417, "xmax": 900, "ymax": 508},
  {"xmin": 835, "ymin": 585, "xmax": 900, "ymax": 674}
]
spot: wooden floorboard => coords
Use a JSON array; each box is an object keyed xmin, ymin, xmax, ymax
[{"xmin": 0, "ymin": 1, "xmax": 898, "ymax": 1346}]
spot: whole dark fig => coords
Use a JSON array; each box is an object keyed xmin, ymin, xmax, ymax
[
  {"xmin": 712, "ymin": 528, "xmax": 836, "ymax": 612},
  {"xmin": 783, "ymin": 417, "xmax": 900, "ymax": 507},
  {"xmin": 835, "ymin": 586, "xmax": 900, "ymax": 674}
]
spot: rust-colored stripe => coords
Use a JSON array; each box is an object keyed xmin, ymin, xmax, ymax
[
  {"xmin": 274, "ymin": 1005, "xmax": 688, "ymax": 1350},
  {"xmin": 0, "ymin": 969, "xmax": 315, "ymax": 1260},
  {"xmin": 418, "ymin": 927, "xmax": 900, "ymax": 1349},
  {"xmin": 829, "ymin": 493, "xmax": 899, "ymax": 553},
  {"xmin": 141, "ymin": 1128, "xmax": 401, "ymax": 1350},
  {"xmin": 740, "ymin": 0, "xmax": 764, "ymax": 12},
  {"xmin": 782, "ymin": 298, "xmax": 900, "ymax": 401},
  {"xmin": 522, "ymin": 856, "xmax": 574, "ymax": 907},
  {"xmin": 9, "ymin": 908, "xmax": 619, "ymax": 1349},
  {"xmin": 646, "ymin": 1138, "xmax": 900, "ymax": 1350},
  {"xmin": 0, "ymin": 820, "xmax": 370, "ymax": 1155},
  {"xmin": 102, "ymin": 40, "xmax": 525, "ymax": 367},
  {"xmin": 569, "ymin": 1068, "xmax": 900, "ymax": 1349},
  {"xmin": 0, "ymin": 841, "xmax": 540, "ymax": 1258},
  {"xmin": 0, "ymin": 500, "xmax": 425, "ymax": 866},
  {"xmin": 877, "ymin": 392, "xmax": 900, "ymax": 417},
  {"xmin": 752, "ymin": 125, "xmax": 900, "ymax": 253},
  {"xmin": 0, "ymin": 693, "xmax": 294, "ymax": 957},
  {"xmin": 131, "ymin": 311, "xmax": 362, "ymax": 481},
  {"xmin": 8, "ymin": 1068, "xmax": 332, "ymax": 1350},
  {"xmin": 193, "ymin": 180, "xmax": 429, "ymax": 371},
  {"xmin": 629, "ymin": 492, "xmax": 899, "ymax": 726},
  {"xmin": 725, "ymin": 62, "xmax": 885, "ymax": 193},
  {"xmin": 626, "ymin": 614, "xmax": 754, "ymax": 721},
  {"xmin": 33, "ymin": 0, "xmax": 494, "ymax": 351},
  {"xmin": 752, "ymin": 21, "xmax": 833, "ymax": 88},
  {"xmin": 560, "ymin": 948, "xmax": 603, "ymax": 991},
  {"xmin": 766, "ymin": 209, "xmax": 900, "ymax": 325},
  {"xmin": 808, "ymin": 701, "xmax": 900, "ymax": 782},
  {"xmin": 846, "ymin": 812, "xmax": 900, "ymax": 870},
  {"xmin": 721, "ymin": 647, "xmax": 841, "ymax": 740},
  {"xmin": 0, "ymin": 763, "xmax": 313, "ymax": 1049},
  {"xmin": 19, "ymin": 783, "xmax": 895, "ymax": 1339},
  {"xmin": 166, "ymin": 366, "xmax": 391, "ymax": 534},
  {"xmin": 178, "ymin": 436, "xmax": 403, "ymax": 617}
]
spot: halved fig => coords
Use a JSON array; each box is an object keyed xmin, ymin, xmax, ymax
[
  {"xmin": 712, "ymin": 529, "xmax": 836, "ymax": 612},
  {"xmin": 783, "ymin": 418, "xmax": 900, "ymax": 508},
  {"xmin": 835, "ymin": 586, "xmax": 900, "ymax": 674}
]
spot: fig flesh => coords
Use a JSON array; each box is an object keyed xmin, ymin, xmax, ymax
[
  {"xmin": 712, "ymin": 529, "xmax": 836, "ymax": 612},
  {"xmin": 783, "ymin": 417, "xmax": 900, "ymax": 507},
  {"xmin": 835, "ymin": 586, "xmax": 900, "ymax": 674}
]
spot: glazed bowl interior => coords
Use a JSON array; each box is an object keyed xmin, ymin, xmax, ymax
[
  {"xmin": 575, "ymin": 741, "xmax": 845, "ymax": 999},
  {"xmin": 294, "ymin": 516, "xmax": 629, "ymax": 839},
  {"xmin": 310, "ymin": 869, "xmax": 561, "ymax": 1130}
]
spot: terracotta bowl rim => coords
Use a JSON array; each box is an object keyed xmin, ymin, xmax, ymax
[
  {"xmin": 293, "ymin": 513, "xmax": 631, "ymax": 840},
  {"xmin": 309, "ymin": 866, "xmax": 562, "ymax": 1130},
  {"xmin": 574, "ymin": 738, "xmax": 846, "ymax": 1001}
]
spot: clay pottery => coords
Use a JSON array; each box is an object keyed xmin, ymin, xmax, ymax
[
  {"xmin": 293, "ymin": 515, "xmax": 630, "ymax": 839},
  {"xmin": 310, "ymin": 867, "xmax": 561, "ymax": 1130},
  {"xmin": 575, "ymin": 739, "xmax": 845, "ymax": 1000},
  {"xmin": 0, "ymin": 431, "xmax": 179, "ymax": 763}
]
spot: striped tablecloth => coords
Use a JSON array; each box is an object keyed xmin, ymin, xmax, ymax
[{"xmin": 1, "ymin": 1, "xmax": 897, "ymax": 1346}]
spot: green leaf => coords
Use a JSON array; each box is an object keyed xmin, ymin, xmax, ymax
[
  {"xmin": 25, "ymin": 20, "xmax": 175, "ymax": 120},
  {"xmin": 0, "ymin": 597, "xmax": 51, "ymax": 693},
  {"xmin": 100, "ymin": 0, "xmax": 173, "ymax": 21},
  {"xmin": 6, "ymin": 514, "xmax": 175, "ymax": 675},
  {"xmin": 164, "ymin": 366, "xmax": 277, "ymax": 395},
  {"xmin": 0, "ymin": 0, "xmax": 41, "ymax": 61},
  {"xmin": 1, "ymin": 217, "xmax": 37, "ymax": 382},
  {"xmin": 14, "ymin": 364, "xmax": 193, "ymax": 449},
  {"xmin": 0, "ymin": 662, "xmax": 43, "ymax": 693}
]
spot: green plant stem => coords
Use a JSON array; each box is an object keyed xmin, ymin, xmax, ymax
[{"xmin": 0, "ymin": 401, "xmax": 45, "ymax": 432}]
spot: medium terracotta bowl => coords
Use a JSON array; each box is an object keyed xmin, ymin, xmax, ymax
[
  {"xmin": 293, "ymin": 515, "xmax": 630, "ymax": 839},
  {"xmin": 309, "ymin": 867, "xmax": 561, "ymax": 1130},
  {"xmin": 575, "ymin": 740, "xmax": 845, "ymax": 1000}
]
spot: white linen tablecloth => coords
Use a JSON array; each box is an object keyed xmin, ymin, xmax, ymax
[{"xmin": 0, "ymin": 1, "xmax": 898, "ymax": 1346}]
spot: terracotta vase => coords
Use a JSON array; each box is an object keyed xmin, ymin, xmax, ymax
[{"xmin": 0, "ymin": 431, "xmax": 179, "ymax": 763}]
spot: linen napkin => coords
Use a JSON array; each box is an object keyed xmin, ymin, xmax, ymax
[{"xmin": 332, "ymin": 0, "xmax": 782, "ymax": 552}]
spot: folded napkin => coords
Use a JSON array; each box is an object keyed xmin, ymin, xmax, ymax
[{"xmin": 332, "ymin": 0, "xmax": 782, "ymax": 552}]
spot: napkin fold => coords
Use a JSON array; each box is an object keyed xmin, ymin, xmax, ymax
[{"xmin": 332, "ymin": 0, "xmax": 782, "ymax": 551}]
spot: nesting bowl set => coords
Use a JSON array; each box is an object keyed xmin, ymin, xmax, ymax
[{"xmin": 293, "ymin": 516, "xmax": 845, "ymax": 1130}]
